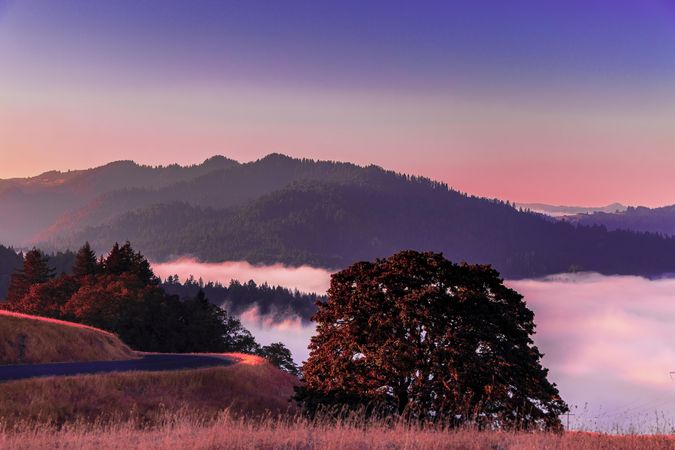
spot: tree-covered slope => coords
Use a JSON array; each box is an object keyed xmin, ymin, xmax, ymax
[
  {"xmin": 53, "ymin": 171, "xmax": 675, "ymax": 279},
  {"xmin": 38, "ymin": 154, "xmax": 389, "ymax": 240},
  {"xmin": 568, "ymin": 205, "xmax": 675, "ymax": 236},
  {"xmin": 0, "ymin": 156, "xmax": 237, "ymax": 245}
]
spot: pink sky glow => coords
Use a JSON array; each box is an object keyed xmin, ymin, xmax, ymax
[{"xmin": 2, "ymin": 84, "xmax": 675, "ymax": 206}]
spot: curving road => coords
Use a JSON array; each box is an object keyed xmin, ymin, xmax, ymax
[{"xmin": 0, "ymin": 354, "xmax": 234, "ymax": 382}]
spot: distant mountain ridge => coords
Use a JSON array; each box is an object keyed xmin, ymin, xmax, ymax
[
  {"xmin": 566, "ymin": 205, "xmax": 675, "ymax": 236},
  {"xmin": 516, "ymin": 202, "xmax": 627, "ymax": 217},
  {"xmin": 7, "ymin": 154, "xmax": 672, "ymax": 279},
  {"xmin": 36, "ymin": 154, "xmax": 376, "ymax": 241},
  {"xmin": 0, "ymin": 156, "xmax": 238, "ymax": 244}
]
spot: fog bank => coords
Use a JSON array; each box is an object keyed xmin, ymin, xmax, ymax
[
  {"xmin": 152, "ymin": 258, "xmax": 332, "ymax": 293},
  {"xmin": 511, "ymin": 273, "xmax": 675, "ymax": 431}
]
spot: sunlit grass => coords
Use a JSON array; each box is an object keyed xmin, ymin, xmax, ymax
[
  {"xmin": 2, "ymin": 410, "xmax": 675, "ymax": 450},
  {"xmin": 0, "ymin": 310, "xmax": 135, "ymax": 364}
]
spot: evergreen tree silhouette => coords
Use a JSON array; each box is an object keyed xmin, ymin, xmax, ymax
[
  {"xmin": 7, "ymin": 248, "xmax": 55, "ymax": 302},
  {"xmin": 72, "ymin": 242, "xmax": 99, "ymax": 277}
]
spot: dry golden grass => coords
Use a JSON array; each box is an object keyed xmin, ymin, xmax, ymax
[
  {"xmin": 0, "ymin": 353, "xmax": 672, "ymax": 449},
  {"xmin": 0, "ymin": 310, "xmax": 136, "ymax": 365},
  {"xmin": 2, "ymin": 412, "xmax": 674, "ymax": 450},
  {"xmin": 0, "ymin": 355, "xmax": 298, "ymax": 426}
]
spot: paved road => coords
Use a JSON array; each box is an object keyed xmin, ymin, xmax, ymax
[{"xmin": 0, "ymin": 354, "xmax": 234, "ymax": 382}]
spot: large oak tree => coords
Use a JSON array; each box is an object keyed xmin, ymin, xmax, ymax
[{"xmin": 296, "ymin": 250, "xmax": 567, "ymax": 430}]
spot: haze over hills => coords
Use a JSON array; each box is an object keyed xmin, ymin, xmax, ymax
[
  {"xmin": 0, "ymin": 156, "xmax": 237, "ymax": 244},
  {"xmin": 516, "ymin": 201, "xmax": 675, "ymax": 237},
  {"xmin": 36, "ymin": 154, "xmax": 373, "ymax": 242},
  {"xmin": 565, "ymin": 205, "xmax": 675, "ymax": 237},
  {"xmin": 515, "ymin": 202, "xmax": 627, "ymax": 218},
  {"xmin": 0, "ymin": 154, "xmax": 671, "ymax": 280}
]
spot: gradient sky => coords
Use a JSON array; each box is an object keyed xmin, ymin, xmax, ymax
[{"xmin": 2, "ymin": 0, "xmax": 675, "ymax": 206}]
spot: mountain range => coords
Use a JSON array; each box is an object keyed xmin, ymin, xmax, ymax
[
  {"xmin": 3, "ymin": 154, "xmax": 675, "ymax": 279},
  {"xmin": 0, "ymin": 156, "xmax": 237, "ymax": 244},
  {"xmin": 515, "ymin": 202, "xmax": 627, "ymax": 218},
  {"xmin": 564, "ymin": 205, "xmax": 675, "ymax": 237}
]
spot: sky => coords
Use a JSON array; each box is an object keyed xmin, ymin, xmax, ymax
[
  {"xmin": 2, "ymin": 0, "xmax": 675, "ymax": 206},
  {"xmin": 152, "ymin": 258, "xmax": 675, "ymax": 432}
]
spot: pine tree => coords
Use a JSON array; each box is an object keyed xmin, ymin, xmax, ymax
[
  {"xmin": 72, "ymin": 242, "xmax": 99, "ymax": 277},
  {"xmin": 102, "ymin": 241, "xmax": 155, "ymax": 284},
  {"xmin": 7, "ymin": 248, "xmax": 55, "ymax": 302}
]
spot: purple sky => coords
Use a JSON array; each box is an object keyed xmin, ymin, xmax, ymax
[{"xmin": 2, "ymin": 0, "xmax": 675, "ymax": 205}]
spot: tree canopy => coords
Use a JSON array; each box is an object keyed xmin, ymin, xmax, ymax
[
  {"xmin": 72, "ymin": 242, "xmax": 99, "ymax": 277},
  {"xmin": 7, "ymin": 248, "xmax": 55, "ymax": 302},
  {"xmin": 296, "ymin": 250, "xmax": 567, "ymax": 430}
]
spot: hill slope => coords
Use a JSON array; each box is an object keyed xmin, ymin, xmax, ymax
[
  {"xmin": 516, "ymin": 202, "xmax": 626, "ymax": 217},
  {"xmin": 53, "ymin": 171, "xmax": 675, "ymax": 279},
  {"xmin": 0, "ymin": 156, "xmax": 237, "ymax": 245},
  {"xmin": 37, "ymin": 154, "xmax": 379, "ymax": 241},
  {"xmin": 568, "ymin": 205, "xmax": 675, "ymax": 236},
  {"xmin": 4, "ymin": 153, "xmax": 675, "ymax": 279},
  {"xmin": 0, "ymin": 310, "xmax": 136, "ymax": 365},
  {"xmin": 0, "ymin": 354, "xmax": 298, "ymax": 425}
]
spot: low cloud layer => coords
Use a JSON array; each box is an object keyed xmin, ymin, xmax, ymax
[
  {"xmin": 152, "ymin": 258, "xmax": 333, "ymax": 293},
  {"xmin": 151, "ymin": 259, "xmax": 675, "ymax": 431},
  {"xmin": 239, "ymin": 306, "xmax": 316, "ymax": 364},
  {"xmin": 509, "ymin": 274, "xmax": 675, "ymax": 431}
]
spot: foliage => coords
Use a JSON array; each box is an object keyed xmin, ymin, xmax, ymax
[
  {"xmin": 163, "ymin": 276, "xmax": 322, "ymax": 323},
  {"xmin": 259, "ymin": 342, "xmax": 300, "ymax": 376},
  {"xmin": 10, "ymin": 276, "xmax": 80, "ymax": 318},
  {"xmin": 0, "ymin": 243, "xmax": 294, "ymax": 359},
  {"xmin": 296, "ymin": 250, "xmax": 568, "ymax": 431},
  {"xmin": 570, "ymin": 204, "xmax": 675, "ymax": 236},
  {"xmin": 0, "ymin": 248, "xmax": 74, "ymax": 300},
  {"xmin": 72, "ymin": 242, "xmax": 99, "ymax": 277},
  {"xmin": 7, "ymin": 249, "xmax": 55, "ymax": 302}
]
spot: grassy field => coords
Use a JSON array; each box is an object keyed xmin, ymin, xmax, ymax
[
  {"xmin": 0, "ymin": 310, "xmax": 136, "ymax": 364},
  {"xmin": 1, "ymin": 351, "xmax": 673, "ymax": 449},
  {"xmin": 1, "ymin": 314, "xmax": 672, "ymax": 449},
  {"xmin": 0, "ymin": 354, "xmax": 298, "ymax": 426},
  {"xmin": 2, "ymin": 412, "xmax": 675, "ymax": 449}
]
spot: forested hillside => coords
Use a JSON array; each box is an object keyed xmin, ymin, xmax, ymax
[
  {"xmin": 162, "ymin": 277, "xmax": 322, "ymax": 322},
  {"xmin": 0, "ymin": 244, "xmax": 318, "ymax": 320},
  {"xmin": 50, "ymin": 161, "xmax": 675, "ymax": 279},
  {"xmin": 6, "ymin": 154, "xmax": 675, "ymax": 279},
  {"xmin": 0, "ymin": 156, "xmax": 236, "ymax": 244},
  {"xmin": 38, "ymin": 154, "xmax": 383, "ymax": 240},
  {"xmin": 568, "ymin": 205, "xmax": 675, "ymax": 236}
]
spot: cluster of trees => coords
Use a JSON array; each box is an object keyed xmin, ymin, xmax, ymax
[
  {"xmin": 295, "ymin": 251, "xmax": 567, "ymax": 431},
  {"xmin": 162, "ymin": 276, "xmax": 322, "ymax": 323},
  {"xmin": 0, "ymin": 242, "xmax": 298, "ymax": 375},
  {"xmin": 0, "ymin": 246, "xmax": 75, "ymax": 300}
]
